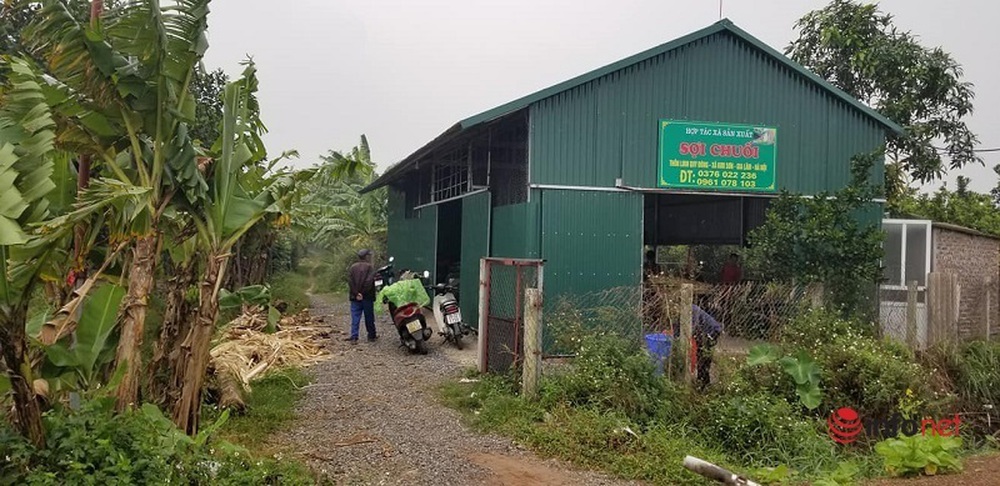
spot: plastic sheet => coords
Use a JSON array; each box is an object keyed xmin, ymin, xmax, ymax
[{"xmin": 376, "ymin": 279, "xmax": 430, "ymax": 313}]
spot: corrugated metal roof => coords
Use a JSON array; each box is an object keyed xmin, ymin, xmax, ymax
[{"xmin": 362, "ymin": 19, "xmax": 903, "ymax": 193}]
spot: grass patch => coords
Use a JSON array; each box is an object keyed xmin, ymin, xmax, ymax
[
  {"xmin": 210, "ymin": 367, "xmax": 312, "ymax": 453},
  {"xmin": 270, "ymin": 270, "xmax": 311, "ymax": 314},
  {"xmin": 440, "ymin": 376, "xmax": 730, "ymax": 485}
]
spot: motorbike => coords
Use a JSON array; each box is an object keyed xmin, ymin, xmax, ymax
[
  {"xmin": 374, "ymin": 256, "xmax": 395, "ymax": 292},
  {"xmin": 428, "ymin": 278, "xmax": 469, "ymax": 349},
  {"xmin": 379, "ymin": 269, "xmax": 433, "ymax": 355}
]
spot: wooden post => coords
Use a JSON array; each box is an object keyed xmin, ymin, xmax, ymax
[
  {"xmin": 807, "ymin": 283, "xmax": 824, "ymax": 309},
  {"xmin": 478, "ymin": 259, "xmax": 488, "ymax": 373},
  {"xmin": 906, "ymin": 280, "xmax": 918, "ymax": 349},
  {"xmin": 680, "ymin": 283, "xmax": 694, "ymax": 385},
  {"xmin": 522, "ymin": 288, "xmax": 542, "ymax": 399},
  {"xmin": 927, "ymin": 272, "xmax": 959, "ymax": 346}
]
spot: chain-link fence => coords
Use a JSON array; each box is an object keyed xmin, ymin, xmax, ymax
[
  {"xmin": 479, "ymin": 258, "xmax": 543, "ymax": 373},
  {"xmin": 542, "ymin": 277, "xmax": 813, "ymax": 360}
]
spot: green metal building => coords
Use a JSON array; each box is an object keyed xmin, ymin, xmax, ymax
[{"xmin": 362, "ymin": 20, "xmax": 902, "ymax": 326}]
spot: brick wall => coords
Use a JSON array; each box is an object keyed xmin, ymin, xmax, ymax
[{"xmin": 932, "ymin": 227, "xmax": 1000, "ymax": 339}]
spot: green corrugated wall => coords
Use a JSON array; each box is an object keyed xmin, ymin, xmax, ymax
[
  {"xmin": 540, "ymin": 190, "xmax": 643, "ymax": 295},
  {"xmin": 528, "ymin": 30, "xmax": 886, "ymax": 193},
  {"xmin": 460, "ymin": 192, "xmax": 491, "ymax": 328},
  {"xmin": 387, "ymin": 187, "xmax": 438, "ymax": 282},
  {"xmin": 490, "ymin": 196, "xmax": 541, "ymax": 259}
]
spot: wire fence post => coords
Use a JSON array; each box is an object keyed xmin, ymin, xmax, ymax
[
  {"xmin": 477, "ymin": 258, "xmax": 488, "ymax": 373},
  {"xmin": 807, "ymin": 283, "xmax": 824, "ymax": 309},
  {"xmin": 522, "ymin": 288, "xmax": 542, "ymax": 399},
  {"xmin": 679, "ymin": 283, "xmax": 694, "ymax": 385},
  {"xmin": 906, "ymin": 280, "xmax": 918, "ymax": 349}
]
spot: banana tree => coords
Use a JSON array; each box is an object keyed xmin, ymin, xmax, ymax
[
  {"xmin": 169, "ymin": 62, "xmax": 309, "ymax": 434},
  {"xmin": 27, "ymin": 0, "xmax": 212, "ymax": 410},
  {"xmin": 0, "ymin": 57, "xmax": 63, "ymax": 447}
]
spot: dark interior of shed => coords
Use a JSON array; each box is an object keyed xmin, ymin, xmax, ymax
[
  {"xmin": 643, "ymin": 193, "xmax": 771, "ymax": 283},
  {"xmin": 436, "ymin": 199, "xmax": 462, "ymax": 284}
]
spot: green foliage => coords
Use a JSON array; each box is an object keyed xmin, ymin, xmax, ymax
[
  {"xmin": 813, "ymin": 462, "xmax": 862, "ymax": 486},
  {"xmin": 190, "ymin": 67, "xmax": 229, "ymax": 146},
  {"xmin": 891, "ymin": 175, "xmax": 1000, "ymax": 236},
  {"xmin": 699, "ymin": 393, "xmax": 836, "ymax": 468},
  {"xmin": 785, "ymin": 309, "xmax": 928, "ymax": 418},
  {"xmin": 748, "ymin": 345, "xmax": 824, "ymax": 410},
  {"xmin": 219, "ymin": 285, "xmax": 272, "ymax": 309},
  {"xmin": 268, "ymin": 270, "xmax": 311, "ymax": 315},
  {"xmin": 875, "ymin": 433, "xmax": 962, "ymax": 477},
  {"xmin": 788, "ymin": 0, "xmax": 979, "ymax": 183},
  {"xmin": 746, "ymin": 154, "xmax": 883, "ymax": 317},
  {"xmin": 439, "ymin": 376, "xmax": 730, "ymax": 485},
  {"xmin": 43, "ymin": 283, "xmax": 126, "ymax": 390},
  {"xmin": 926, "ymin": 341, "xmax": 1000, "ymax": 435},
  {"xmin": 292, "ymin": 136, "xmax": 387, "ymax": 257},
  {"xmin": 540, "ymin": 335, "xmax": 675, "ymax": 423},
  {"xmin": 210, "ymin": 368, "xmax": 311, "ymax": 450},
  {"xmin": 0, "ymin": 399, "xmax": 315, "ymax": 485}
]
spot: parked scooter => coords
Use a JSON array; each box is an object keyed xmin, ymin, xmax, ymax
[
  {"xmin": 374, "ymin": 256, "xmax": 395, "ymax": 292},
  {"xmin": 378, "ymin": 270, "xmax": 433, "ymax": 355},
  {"xmin": 428, "ymin": 278, "xmax": 469, "ymax": 349}
]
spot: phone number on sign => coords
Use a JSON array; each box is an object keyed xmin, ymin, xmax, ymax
[{"xmin": 676, "ymin": 169, "xmax": 759, "ymax": 187}]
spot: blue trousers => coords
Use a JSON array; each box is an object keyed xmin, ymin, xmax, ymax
[{"xmin": 350, "ymin": 299, "xmax": 376, "ymax": 340}]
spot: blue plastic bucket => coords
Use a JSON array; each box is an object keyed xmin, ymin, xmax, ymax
[{"xmin": 645, "ymin": 333, "xmax": 672, "ymax": 376}]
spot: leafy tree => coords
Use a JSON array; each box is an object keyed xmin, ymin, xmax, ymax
[
  {"xmin": 27, "ymin": 0, "xmax": 213, "ymax": 410},
  {"xmin": 168, "ymin": 62, "xmax": 308, "ymax": 434},
  {"xmin": 189, "ymin": 67, "xmax": 228, "ymax": 145},
  {"xmin": 747, "ymin": 152, "xmax": 884, "ymax": 316},
  {"xmin": 292, "ymin": 136, "xmax": 388, "ymax": 259},
  {"xmin": 787, "ymin": 0, "xmax": 980, "ymax": 185},
  {"xmin": 891, "ymin": 171, "xmax": 1000, "ymax": 237}
]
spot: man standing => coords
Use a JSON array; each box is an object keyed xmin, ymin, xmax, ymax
[
  {"xmin": 720, "ymin": 253, "xmax": 742, "ymax": 284},
  {"xmin": 347, "ymin": 249, "xmax": 377, "ymax": 344},
  {"xmin": 692, "ymin": 303, "xmax": 723, "ymax": 389},
  {"xmin": 674, "ymin": 301, "xmax": 723, "ymax": 389}
]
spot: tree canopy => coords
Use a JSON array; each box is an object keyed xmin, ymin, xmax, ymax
[{"xmin": 787, "ymin": 0, "xmax": 980, "ymax": 188}]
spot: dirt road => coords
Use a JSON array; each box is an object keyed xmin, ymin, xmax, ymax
[{"xmin": 276, "ymin": 293, "xmax": 635, "ymax": 485}]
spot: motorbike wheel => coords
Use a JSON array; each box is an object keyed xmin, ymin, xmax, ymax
[
  {"xmin": 452, "ymin": 326, "xmax": 463, "ymax": 349},
  {"xmin": 415, "ymin": 339, "xmax": 428, "ymax": 355}
]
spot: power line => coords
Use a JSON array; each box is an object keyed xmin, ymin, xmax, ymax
[{"xmin": 934, "ymin": 146, "xmax": 1000, "ymax": 153}]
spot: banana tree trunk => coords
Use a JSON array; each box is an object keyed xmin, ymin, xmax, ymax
[
  {"xmin": 0, "ymin": 304, "xmax": 46, "ymax": 448},
  {"xmin": 114, "ymin": 234, "xmax": 159, "ymax": 411},
  {"xmin": 171, "ymin": 251, "xmax": 228, "ymax": 435},
  {"xmin": 148, "ymin": 259, "xmax": 196, "ymax": 407}
]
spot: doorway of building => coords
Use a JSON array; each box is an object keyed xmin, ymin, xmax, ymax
[
  {"xmin": 436, "ymin": 199, "xmax": 463, "ymax": 285},
  {"xmin": 642, "ymin": 193, "xmax": 771, "ymax": 281}
]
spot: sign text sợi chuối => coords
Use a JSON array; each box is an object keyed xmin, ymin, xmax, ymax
[{"xmin": 658, "ymin": 120, "xmax": 777, "ymax": 192}]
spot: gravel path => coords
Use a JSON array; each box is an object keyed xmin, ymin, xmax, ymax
[{"xmin": 277, "ymin": 293, "xmax": 637, "ymax": 486}]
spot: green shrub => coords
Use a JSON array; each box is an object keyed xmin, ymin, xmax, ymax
[
  {"xmin": 540, "ymin": 335, "xmax": 675, "ymax": 424},
  {"xmin": 781, "ymin": 308, "xmax": 873, "ymax": 349},
  {"xmin": 874, "ymin": 433, "xmax": 962, "ymax": 477},
  {"xmin": 782, "ymin": 309, "xmax": 928, "ymax": 418},
  {"xmin": 698, "ymin": 393, "xmax": 836, "ymax": 468},
  {"xmin": 0, "ymin": 399, "xmax": 315, "ymax": 485}
]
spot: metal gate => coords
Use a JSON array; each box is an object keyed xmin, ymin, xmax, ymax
[{"xmin": 478, "ymin": 258, "xmax": 544, "ymax": 373}]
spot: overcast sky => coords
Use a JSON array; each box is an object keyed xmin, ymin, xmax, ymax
[{"xmin": 202, "ymin": 0, "xmax": 998, "ymax": 193}]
